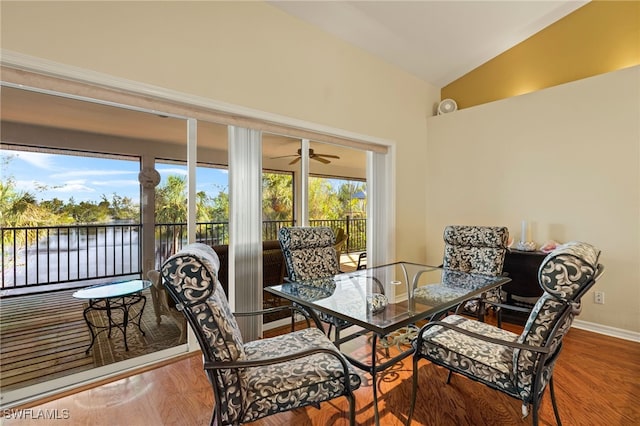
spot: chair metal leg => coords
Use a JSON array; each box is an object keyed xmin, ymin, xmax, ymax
[
  {"xmin": 446, "ymin": 370, "xmax": 453, "ymax": 384},
  {"xmin": 347, "ymin": 393, "xmax": 356, "ymax": 426},
  {"xmin": 210, "ymin": 406, "xmax": 218, "ymax": 426},
  {"xmin": 478, "ymin": 300, "xmax": 486, "ymax": 323},
  {"xmin": 549, "ymin": 376, "xmax": 563, "ymax": 426},
  {"xmin": 407, "ymin": 357, "xmax": 419, "ymax": 425}
]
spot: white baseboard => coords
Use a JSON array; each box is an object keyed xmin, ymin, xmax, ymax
[
  {"xmin": 262, "ymin": 317, "xmax": 290, "ymax": 332},
  {"xmin": 572, "ymin": 319, "xmax": 640, "ymax": 342}
]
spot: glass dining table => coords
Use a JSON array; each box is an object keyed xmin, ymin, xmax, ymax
[{"xmin": 265, "ymin": 261, "xmax": 511, "ymax": 425}]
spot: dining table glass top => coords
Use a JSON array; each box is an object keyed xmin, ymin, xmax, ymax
[{"xmin": 266, "ymin": 262, "xmax": 511, "ymax": 335}]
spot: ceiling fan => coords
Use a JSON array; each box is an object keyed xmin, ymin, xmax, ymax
[{"xmin": 272, "ymin": 148, "xmax": 340, "ymax": 165}]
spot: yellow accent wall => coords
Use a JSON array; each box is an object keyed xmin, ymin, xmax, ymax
[{"xmin": 442, "ymin": 1, "xmax": 640, "ymax": 109}]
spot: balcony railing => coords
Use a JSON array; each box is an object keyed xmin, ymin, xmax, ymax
[
  {"xmin": 1, "ymin": 224, "xmax": 141, "ymax": 290},
  {"xmin": 1, "ymin": 218, "xmax": 366, "ymax": 291}
]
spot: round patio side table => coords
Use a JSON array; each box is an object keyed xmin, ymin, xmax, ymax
[{"xmin": 73, "ymin": 279, "xmax": 152, "ymax": 354}]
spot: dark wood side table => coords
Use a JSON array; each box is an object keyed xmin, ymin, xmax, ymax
[{"xmin": 501, "ymin": 249, "xmax": 547, "ymax": 325}]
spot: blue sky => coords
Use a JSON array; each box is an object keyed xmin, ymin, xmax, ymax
[{"xmin": 2, "ymin": 150, "xmax": 229, "ymax": 204}]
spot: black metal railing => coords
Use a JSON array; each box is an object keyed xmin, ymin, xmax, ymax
[
  {"xmin": 2, "ymin": 218, "xmax": 366, "ymax": 291},
  {"xmin": 1, "ymin": 224, "xmax": 141, "ymax": 290}
]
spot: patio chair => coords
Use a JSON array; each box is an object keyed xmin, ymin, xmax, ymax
[
  {"xmin": 161, "ymin": 243, "xmax": 360, "ymax": 426},
  {"xmin": 356, "ymin": 252, "xmax": 367, "ymax": 270},
  {"xmin": 407, "ymin": 241, "xmax": 603, "ymax": 426},
  {"xmin": 414, "ymin": 225, "xmax": 509, "ymax": 321},
  {"xmin": 333, "ymin": 228, "xmax": 349, "ymax": 256},
  {"xmin": 278, "ymin": 226, "xmax": 385, "ymax": 347},
  {"xmin": 147, "ymin": 269, "xmax": 186, "ymax": 343}
]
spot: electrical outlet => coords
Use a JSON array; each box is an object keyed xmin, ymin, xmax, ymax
[{"xmin": 594, "ymin": 291, "xmax": 605, "ymax": 304}]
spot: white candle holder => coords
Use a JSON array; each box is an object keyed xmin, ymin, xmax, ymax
[{"xmin": 516, "ymin": 241, "xmax": 537, "ymax": 251}]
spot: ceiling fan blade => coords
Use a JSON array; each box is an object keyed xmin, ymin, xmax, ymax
[
  {"xmin": 312, "ymin": 156, "xmax": 331, "ymax": 164},
  {"xmin": 289, "ymin": 157, "xmax": 301, "ymax": 165},
  {"xmin": 271, "ymin": 154, "xmax": 298, "ymax": 159},
  {"xmin": 316, "ymin": 154, "xmax": 340, "ymax": 159}
]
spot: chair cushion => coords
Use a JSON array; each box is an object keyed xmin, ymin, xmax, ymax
[
  {"xmin": 279, "ymin": 227, "xmax": 340, "ymax": 281},
  {"xmin": 419, "ymin": 315, "xmax": 520, "ymax": 397},
  {"xmin": 442, "ymin": 226, "xmax": 509, "ymax": 276},
  {"xmin": 283, "ymin": 278, "xmax": 352, "ymax": 328},
  {"xmin": 240, "ymin": 327, "xmax": 361, "ymax": 423},
  {"xmin": 413, "ymin": 283, "xmax": 472, "ymax": 305},
  {"xmin": 412, "ymin": 269, "xmax": 503, "ymax": 307},
  {"xmin": 289, "ymin": 246, "xmax": 341, "ymax": 280},
  {"xmin": 537, "ymin": 241, "xmax": 600, "ymax": 301},
  {"xmin": 444, "ymin": 225, "xmax": 510, "ymax": 249},
  {"xmin": 279, "ymin": 226, "xmax": 336, "ymax": 250},
  {"xmin": 163, "ymin": 244, "xmax": 244, "ymax": 361}
]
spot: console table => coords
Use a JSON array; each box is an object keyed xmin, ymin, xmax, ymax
[{"xmin": 501, "ymin": 249, "xmax": 547, "ymax": 324}]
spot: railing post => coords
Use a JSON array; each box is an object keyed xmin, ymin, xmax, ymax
[{"xmin": 346, "ymin": 216, "xmax": 351, "ymax": 253}]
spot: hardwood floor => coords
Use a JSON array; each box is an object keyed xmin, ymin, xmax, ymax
[{"xmin": 2, "ymin": 318, "xmax": 639, "ymax": 426}]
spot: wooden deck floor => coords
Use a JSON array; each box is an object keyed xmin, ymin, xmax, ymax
[
  {"xmin": 0, "ymin": 289, "xmax": 94, "ymax": 392},
  {"xmin": 0, "ymin": 286, "xmax": 179, "ymax": 393}
]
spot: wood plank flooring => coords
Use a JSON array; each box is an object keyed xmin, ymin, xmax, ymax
[
  {"xmin": 3, "ymin": 320, "xmax": 639, "ymax": 425},
  {"xmin": 0, "ymin": 289, "xmax": 94, "ymax": 391},
  {"xmin": 0, "ymin": 287, "xmax": 177, "ymax": 392}
]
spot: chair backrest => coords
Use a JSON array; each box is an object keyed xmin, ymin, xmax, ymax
[
  {"xmin": 442, "ymin": 225, "xmax": 509, "ymax": 276},
  {"xmin": 278, "ymin": 226, "xmax": 340, "ymax": 281},
  {"xmin": 513, "ymin": 241, "xmax": 602, "ymax": 400},
  {"xmin": 160, "ymin": 243, "xmax": 247, "ymax": 423},
  {"xmin": 334, "ymin": 228, "xmax": 348, "ymax": 256}
]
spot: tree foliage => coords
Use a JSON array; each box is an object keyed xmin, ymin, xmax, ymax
[
  {"xmin": 154, "ymin": 174, "xmax": 215, "ymax": 223},
  {"xmin": 262, "ymin": 172, "xmax": 293, "ymax": 221},
  {"xmin": 2, "ymin": 159, "xmax": 365, "ymax": 229}
]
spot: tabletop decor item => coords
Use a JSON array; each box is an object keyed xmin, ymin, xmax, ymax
[
  {"xmin": 517, "ymin": 220, "xmax": 537, "ymax": 251},
  {"xmin": 366, "ymin": 293, "xmax": 388, "ymax": 314}
]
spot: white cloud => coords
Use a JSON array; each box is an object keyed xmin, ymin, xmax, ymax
[
  {"xmin": 157, "ymin": 167, "xmax": 188, "ymax": 176},
  {"xmin": 91, "ymin": 179, "xmax": 140, "ymax": 187},
  {"xmin": 51, "ymin": 183, "xmax": 95, "ymax": 193},
  {"xmin": 51, "ymin": 170, "xmax": 137, "ymax": 179},
  {"xmin": 13, "ymin": 151, "xmax": 57, "ymax": 170},
  {"xmin": 13, "ymin": 179, "xmax": 41, "ymax": 192}
]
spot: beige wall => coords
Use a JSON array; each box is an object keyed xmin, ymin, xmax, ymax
[
  {"xmin": 426, "ymin": 66, "xmax": 640, "ymax": 332},
  {"xmin": 0, "ymin": 1, "xmax": 439, "ymax": 264}
]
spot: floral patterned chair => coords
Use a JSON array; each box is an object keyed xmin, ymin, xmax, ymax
[
  {"xmin": 279, "ymin": 226, "xmax": 342, "ymax": 282},
  {"xmin": 278, "ymin": 226, "xmax": 387, "ymax": 348},
  {"xmin": 161, "ymin": 243, "xmax": 361, "ymax": 426},
  {"xmin": 278, "ymin": 226, "xmax": 351, "ymax": 343},
  {"xmin": 407, "ymin": 241, "xmax": 604, "ymax": 426},
  {"xmin": 414, "ymin": 225, "xmax": 509, "ymax": 320}
]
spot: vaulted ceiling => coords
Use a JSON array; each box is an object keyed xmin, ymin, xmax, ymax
[{"xmin": 268, "ymin": 1, "xmax": 588, "ymax": 87}]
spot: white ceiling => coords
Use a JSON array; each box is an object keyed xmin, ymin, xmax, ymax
[{"xmin": 268, "ymin": 1, "xmax": 588, "ymax": 87}]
